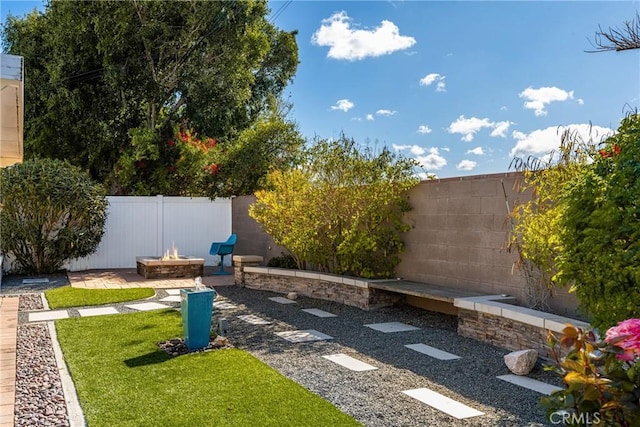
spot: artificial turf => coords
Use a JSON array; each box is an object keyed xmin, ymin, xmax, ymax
[
  {"xmin": 55, "ymin": 309, "xmax": 361, "ymax": 427},
  {"xmin": 45, "ymin": 286, "xmax": 155, "ymax": 309}
]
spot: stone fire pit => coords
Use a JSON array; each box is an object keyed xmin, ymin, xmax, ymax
[{"xmin": 136, "ymin": 256, "xmax": 205, "ymax": 279}]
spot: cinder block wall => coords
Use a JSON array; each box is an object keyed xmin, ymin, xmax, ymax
[
  {"xmin": 396, "ymin": 172, "xmax": 578, "ymax": 316},
  {"xmin": 231, "ymin": 195, "xmax": 288, "ymax": 260},
  {"xmin": 232, "ymin": 173, "xmax": 580, "ymax": 316}
]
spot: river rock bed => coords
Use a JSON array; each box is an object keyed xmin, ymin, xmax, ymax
[{"xmin": 14, "ymin": 323, "xmax": 69, "ymax": 427}]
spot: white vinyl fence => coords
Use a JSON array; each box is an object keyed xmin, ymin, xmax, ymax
[{"xmin": 65, "ymin": 196, "xmax": 232, "ymax": 271}]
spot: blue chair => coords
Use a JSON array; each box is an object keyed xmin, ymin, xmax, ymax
[{"xmin": 209, "ymin": 234, "xmax": 237, "ymax": 275}]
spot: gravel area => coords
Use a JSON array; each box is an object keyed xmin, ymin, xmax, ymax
[
  {"xmin": 15, "ymin": 323, "xmax": 69, "ymax": 427},
  {"xmin": 12, "ymin": 285, "xmax": 562, "ymax": 426},
  {"xmin": 214, "ymin": 286, "xmax": 558, "ymax": 427},
  {"xmin": 18, "ymin": 294, "xmax": 44, "ymax": 311}
]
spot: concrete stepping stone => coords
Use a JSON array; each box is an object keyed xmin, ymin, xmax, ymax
[
  {"xmin": 403, "ymin": 388, "xmax": 484, "ymax": 419},
  {"xmin": 405, "ymin": 343, "xmax": 461, "ymax": 360},
  {"xmin": 238, "ymin": 314, "xmax": 272, "ymax": 325},
  {"xmin": 78, "ymin": 307, "xmax": 119, "ymax": 317},
  {"xmin": 29, "ymin": 310, "xmax": 69, "ymax": 322},
  {"xmin": 22, "ymin": 278, "xmax": 49, "ymax": 284},
  {"xmin": 322, "ymin": 353, "xmax": 377, "ymax": 371},
  {"xmin": 165, "ymin": 289, "xmax": 181, "ymax": 296},
  {"xmin": 365, "ymin": 322, "xmax": 420, "ymax": 333},
  {"xmin": 275, "ymin": 329, "xmax": 333, "ymax": 343},
  {"xmin": 160, "ymin": 296, "xmax": 181, "ymax": 303},
  {"xmin": 496, "ymin": 374, "xmax": 562, "ymax": 395},
  {"xmin": 125, "ymin": 302, "xmax": 170, "ymax": 311},
  {"xmin": 215, "ymin": 302, "xmax": 237, "ymax": 310},
  {"xmin": 302, "ymin": 308, "xmax": 337, "ymax": 318},
  {"xmin": 269, "ymin": 296, "xmax": 297, "ymax": 305}
]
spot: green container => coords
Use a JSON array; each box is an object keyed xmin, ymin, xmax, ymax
[{"xmin": 180, "ymin": 288, "xmax": 214, "ymax": 350}]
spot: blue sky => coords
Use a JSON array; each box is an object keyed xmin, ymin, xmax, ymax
[{"xmin": 3, "ymin": 1, "xmax": 639, "ymax": 178}]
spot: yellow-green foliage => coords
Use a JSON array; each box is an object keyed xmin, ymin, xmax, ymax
[{"xmin": 250, "ymin": 136, "xmax": 419, "ymax": 278}]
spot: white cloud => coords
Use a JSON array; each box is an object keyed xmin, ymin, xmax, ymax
[
  {"xmin": 500, "ymin": 105, "xmax": 508, "ymax": 111},
  {"xmin": 441, "ymin": 147, "xmax": 450, "ymax": 152},
  {"xmin": 410, "ymin": 145, "xmax": 426, "ymax": 156},
  {"xmin": 366, "ymin": 114, "xmax": 374, "ymax": 121},
  {"xmin": 331, "ymin": 99, "xmax": 354, "ymax": 112},
  {"xmin": 394, "ymin": 144, "xmax": 446, "ymax": 170},
  {"xmin": 577, "ymin": 98, "xmax": 585, "ymax": 105},
  {"xmin": 351, "ymin": 117, "xmax": 362, "ymax": 121},
  {"xmin": 457, "ymin": 160, "xmax": 477, "ymax": 171},
  {"xmin": 311, "ymin": 11, "xmax": 416, "ymax": 61},
  {"xmin": 416, "ymin": 147, "xmax": 447, "ymax": 170},
  {"xmin": 417, "ymin": 125, "xmax": 432, "ymax": 134},
  {"xmin": 420, "ymin": 73, "xmax": 446, "ymax": 92},
  {"xmin": 519, "ymin": 86, "xmax": 574, "ymax": 117},
  {"xmin": 510, "ymin": 124, "xmax": 615, "ymax": 158},
  {"xmin": 466, "ymin": 147, "xmax": 484, "ymax": 155},
  {"xmin": 376, "ymin": 109, "xmax": 397, "ymax": 116},
  {"xmin": 447, "ymin": 115, "xmax": 494, "ymax": 141},
  {"xmin": 490, "ymin": 121, "xmax": 512, "ymax": 138}
]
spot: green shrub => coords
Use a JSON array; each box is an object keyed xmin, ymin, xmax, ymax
[
  {"xmin": 558, "ymin": 114, "xmax": 640, "ymax": 329},
  {"xmin": 0, "ymin": 159, "xmax": 108, "ymax": 273},
  {"xmin": 267, "ymin": 252, "xmax": 297, "ymax": 269},
  {"xmin": 250, "ymin": 135, "xmax": 419, "ymax": 279}
]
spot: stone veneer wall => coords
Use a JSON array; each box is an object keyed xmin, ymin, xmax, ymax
[
  {"xmin": 238, "ymin": 267, "xmax": 403, "ymax": 310},
  {"xmin": 458, "ymin": 309, "xmax": 551, "ymax": 357}
]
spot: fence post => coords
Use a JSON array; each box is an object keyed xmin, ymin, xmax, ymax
[{"xmin": 156, "ymin": 195, "xmax": 164, "ymax": 257}]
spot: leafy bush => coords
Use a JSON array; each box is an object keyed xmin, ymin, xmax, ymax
[
  {"xmin": 249, "ymin": 135, "xmax": 419, "ymax": 278},
  {"xmin": 558, "ymin": 114, "xmax": 640, "ymax": 329},
  {"xmin": 509, "ymin": 129, "xmax": 593, "ymax": 310},
  {"xmin": 266, "ymin": 252, "xmax": 297, "ymax": 269},
  {"xmin": 542, "ymin": 320, "xmax": 640, "ymax": 426},
  {"xmin": 0, "ymin": 159, "xmax": 108, "ymax": 273}
]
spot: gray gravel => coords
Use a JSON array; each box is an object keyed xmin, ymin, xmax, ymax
[
  {"xmin": 13, "ymin": 284, "xmax": 561, "ymax": 426},
  {"xmin": 214, "ymin": 286, "xmax": 558, "ymax": 427},
  {"xmin": 15, "ymin": 322, "xmax": 69, "ymax": 427}
]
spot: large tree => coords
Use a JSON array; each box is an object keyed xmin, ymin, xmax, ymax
[{"xmin": 2, "ymin": 0, "xmax": 299, "ymax": 196}]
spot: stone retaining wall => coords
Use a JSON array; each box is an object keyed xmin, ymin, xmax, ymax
[
  {"xmin": 458, "ymin": 309, "xmax": 551, "ymax": 357},
  {"xmin": 233, "ymin": 256, "xmax": 402, "ymax": 310},
  {"xmin": 454, "ymin": 296, "xmax": 590, "ymax": 358}
]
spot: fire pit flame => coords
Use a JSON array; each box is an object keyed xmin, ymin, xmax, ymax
[{"xmin": 161, "ymin": 242, "xmax": 180, "ymax": 260}]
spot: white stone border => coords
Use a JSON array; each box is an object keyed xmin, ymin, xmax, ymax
[
  {"xmin": 47, "ymin": 321, "xmax": 86, "ymax": 427},
  {"xmin": 453, "ymin": 295, "xmax": 590, "ymax": 333}
]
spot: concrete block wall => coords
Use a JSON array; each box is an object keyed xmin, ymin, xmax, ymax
[
  {"xmin": 231, "ymin": 195, "xmax": 288, "ymax": 260},
  {"xmin": 397, "ymin": 172, "xmax": 578, "ymax": 316}
]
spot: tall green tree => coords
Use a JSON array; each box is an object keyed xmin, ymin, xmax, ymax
[{"xmin": 2, "ymin": 0, "xmax": 299, "ymax": 196}]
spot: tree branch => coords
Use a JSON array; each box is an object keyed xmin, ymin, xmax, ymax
[{"xmin": 588, "ymin": 12, "xmax": 640, "ymax": 52}]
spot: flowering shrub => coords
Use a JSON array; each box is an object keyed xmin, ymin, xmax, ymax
[{"xmin": 542, "ymin": 320, "xmax": 640, "ymax": 426}]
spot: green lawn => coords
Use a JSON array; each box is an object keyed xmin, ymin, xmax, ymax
[
  {"xmin": 45, "ymin": 286, "xmax": 155, "ymax": 309},
  {"xmin": 55, "ymin": 310, "xmax": 361, "ymax": 427}
]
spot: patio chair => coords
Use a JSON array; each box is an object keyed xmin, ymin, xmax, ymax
[{"xmin": 209, "ymin": 234, "xmax": 237, "ymax": 275}]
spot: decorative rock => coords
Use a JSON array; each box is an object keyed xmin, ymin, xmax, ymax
[
  {"xmin": 504, "ymin": 349, "xmax": 538, "ymax": 375},
  {"xmin": 287, "ymin": 292, "xmax": 298, "ymax": 300}
]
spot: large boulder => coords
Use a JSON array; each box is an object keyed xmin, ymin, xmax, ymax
[{"xmin": 504, "ymin": 349, "xmax": 538, "ymax": 375}]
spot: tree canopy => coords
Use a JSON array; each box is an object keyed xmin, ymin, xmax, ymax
[{"xmin": 2, "ymin": 0, "xmax": 300, "ymax": 196}]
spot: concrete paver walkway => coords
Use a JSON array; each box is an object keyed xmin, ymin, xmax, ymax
[
  {"xmin": 68, "ymin": 267, "xmax": 234, "ymax": 289},
  {"xmin": 0, "ymin": 297, "xmax": 18, "ymax": 427}
]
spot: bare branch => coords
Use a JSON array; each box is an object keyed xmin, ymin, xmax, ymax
[{"xmin": 587, "ymin": 12, "xmax": 640, "ymax": 52}]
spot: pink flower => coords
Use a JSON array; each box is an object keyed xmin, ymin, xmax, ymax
[{"xmin": 605, "ymin": 319, "xmax": 640, "ymax": 361}]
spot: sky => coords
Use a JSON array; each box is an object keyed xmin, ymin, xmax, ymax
[{"xmin": 2, "ymin": 1, "xmax": 639, "ymax": 178}]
